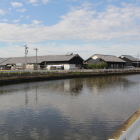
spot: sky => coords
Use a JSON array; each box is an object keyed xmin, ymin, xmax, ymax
[{"xmin": 0, "ymin": 0, "xmax": 140, "ymax": 59}]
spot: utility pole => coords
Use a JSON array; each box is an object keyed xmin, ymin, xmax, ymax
[
  {"xmin": 34, "ymin": 48, "xmax": 38, "ymax": 70},
  {"xmin": 24, "ymin": 45, "xmax": 28, "ymax": 70},
  {"xmin": 138, "ymin": 53, "xmax": 139, "ymax": 68}
]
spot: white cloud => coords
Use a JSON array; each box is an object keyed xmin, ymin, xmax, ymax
[
  {"xmin": 1, "ymin": 19, "xmax": 9, "ymax": 22},
  {"xmin": 42, "ymin": 0, "xmax": 50, "ymax": 4},
  {"xmin": 0, "ymin": 3, "xmax": 140, "ymax": 44},
  {"xmin": 32, "ymin": 20, "xmax": 42, "ymax": 24},
  {"xmin": 0, "ymin": 42, "xmax": 139, "ymax": 59},
  {"xmin": 26, "ymin": 16, "xmax": 30, "ymax": 19},
  {"xmin": 16, "ymin": 9, "xmax": 26, "ymax": 12},
  {"xmin": 107, "ymin": 0, "xmax": 113, "ymax": 2},
  {"xmin": 33, "ymin": 3, "xmax": 39, "ymax": 6},
  {"xmin": 107, "ymin": 0, "xmax": 117, "ymax": 2},
  {"xmin": 66, "ymin": 0, "xmax": 77, "ymax": 1},
  {"xmin": 12, "ymin": 19, "xmax": 20, "ymax": 22},
  {"xmin": 11, "ymin": 2, "xmax": 23, "ymax": 8},
  {"xmin": 28, "ymin": 0, "xmax": 38, "ymax": 3},
  {"xmin": 27, "ymin": 0, "xmax": 49, "ymax": 4},
  {"xmin": 0, "ymin": 9, "xmax": 5, "ymax": 15}
]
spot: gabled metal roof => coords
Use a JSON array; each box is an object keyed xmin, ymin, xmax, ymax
[
  {"xmin": 120, "ymin": 55, "xmax": 140, "ymax": 62},
  {"xmin": 0, "ymin": 54, "xmax": 83, "ymax": 65},
  {"xmin": 86, "ymin": 54, "xmax": 126, "ymax": 62},
  {"xmin": 0, "ymin": 58, "xmax": 11, "ymax": 65}
]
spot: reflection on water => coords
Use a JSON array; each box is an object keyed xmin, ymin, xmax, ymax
[{"xmin": 0, "ymin": 75, "xmax": 140, "ymax": 140}]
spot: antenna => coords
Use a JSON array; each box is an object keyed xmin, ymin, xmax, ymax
[
  {"xmin": 138, "ymin": 53, "xmax": 139, "ymax": 67},
  {"xmin": 65, "ymin": 52, "xmax": 73, "ymax": 56}
]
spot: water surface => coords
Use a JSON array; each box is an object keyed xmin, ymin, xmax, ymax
[{"xmin": 0, "ymin": 74, "xmax": 140, "ymax": 140}]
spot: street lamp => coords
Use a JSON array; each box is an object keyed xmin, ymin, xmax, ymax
[{"xmin": 34, "ymin": 48, "xmax": 38, "ymax": 70}]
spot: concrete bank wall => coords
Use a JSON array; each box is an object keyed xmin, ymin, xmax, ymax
[
  {"xmin": 107, "ymin": 108, "xmax": 140, "ymax": 140},
  {"xmin": 0, "ymin": 69, "xmax": 140, "ymax": 86}
]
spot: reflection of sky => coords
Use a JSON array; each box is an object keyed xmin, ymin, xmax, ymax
[{"xmin": 0, "ymin": 75, "xmax": 140, "ymax": 139}]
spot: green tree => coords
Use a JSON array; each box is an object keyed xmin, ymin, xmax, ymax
[
  {"xmin": 96, "ymin": 62, "xmax": 107, "ymax": 69},
  {"xmin": 86, "ymin": 63, "xmax": 96, "ymax": 69}
]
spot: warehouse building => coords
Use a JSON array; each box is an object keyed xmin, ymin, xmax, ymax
[
  {"xmin": 85, "ymin": 54, "xmax": 126, "ymax": 68},
  {"xmin": 0, "ymin": 54, "xmax": 84, "ymax": 70}
]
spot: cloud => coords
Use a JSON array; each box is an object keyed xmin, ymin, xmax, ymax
[
  {"xmin": 1, "ymin": 19, "xmax": 9, "ymax": 22},
  {"xmin": 42, "ymin": 0, "xmax": 50, "ymax": 4},
  {"xmin": 16, "ymin": 9, "xmax": 26, "ymax": 12},
  {"xmin": 27, "ymin": 0, "xmax": 50, "ymax": 4},
  {"xmin": 12, "ymin": 19, "xmax": 20, "ymax": 22},
  {"xmin": 66, "ymin": 0, "xmax": 77, "ymax": 1},
  {"xmin": 0, "ymin": 3, "xmax": 140, "ymax": 44},
  {"xmin": 0, "ymin": 9, "xmax": 5, "ymax": 15},
  {"xmin": 107, "ymin": 0, "xmax": 113, "ymax": 2},
  {"xmin": 0, "ymin": 41, "xmax": 139, "ymax": 60},
  {"xmin": 33, "ymin": 3, "xmax": 39, "ymax": 6},
  {"xmin": 32, "ymin": 20, "xmax": 42, "ymax": 24},
  {"xmin": 11, "ymin": 2, "xmax": 23, "ymax": 8},
  {"xmin": 28, "ymin": 0, "xmax": 38, "ymax": 3},
  {"xmin": 26, "ymin": 16, "xmax": 30, "ymax": 19}
]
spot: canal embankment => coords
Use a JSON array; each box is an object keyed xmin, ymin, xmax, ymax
[
  {"xmin": 0, "ymin": 69, "xmax": 140, "ymax": 86},
  {"xmin": 107, "ymin": 108, "xmax": 140, "ymax": 140}
]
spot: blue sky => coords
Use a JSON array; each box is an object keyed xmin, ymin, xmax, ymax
[{"xmin": 0, "ymin": 0, "xmax": 140, "ymax": 59}]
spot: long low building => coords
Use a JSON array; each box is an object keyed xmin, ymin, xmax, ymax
[{"xmin": 0, "ymin": 54, "xmax": 84, "ymax": 70}]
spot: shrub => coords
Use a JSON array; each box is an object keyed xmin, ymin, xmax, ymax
[
  {"xmin": 96, "ymin": 62, "xmax": 107, "ymax": 69},
  {"xmin": 86, "ymin": 63, "xmax": 96, "ymax": 69}
]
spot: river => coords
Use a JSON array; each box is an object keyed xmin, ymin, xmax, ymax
[{"xmin": 0, "ymin": 74, "xmax": 140, "ymax": 140}]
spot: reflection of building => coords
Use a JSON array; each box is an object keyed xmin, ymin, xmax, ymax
[
  {"xmin": 0, "ymin": 54, "xmax": 84, "ymax": 70},
  {"xmin": 63, "ymin": 79, "xmax": 83, "ymax": 96},
  {"xmin": 119, "ymin": 55, "xmax": 140, "ymax": 67},
  {"xmin": 64, "ymin": 80, "xmax": 71, "ymax": 92},
  {"xmin": 39, "ymin": 79, "xmax": 84, "ymax": 96},
  {"xmin": 85, "ymin": 54, "xmax": 125, "ymax": 68}
]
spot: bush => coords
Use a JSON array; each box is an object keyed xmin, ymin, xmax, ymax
[
  {"xmin": 86, "ymin": 62, "xmax": 107, "ymax": 69},
  {"xmin": 86, "ymin": 63, "xmax": 96, "ymax": 69},
  {"xmin": 96, "ymin": 62, "xmax": 107, "ymax": 69}
]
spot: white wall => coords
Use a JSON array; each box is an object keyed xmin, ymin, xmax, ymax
[
  {"xmin": 46, "ymin": 64, "xmax": 76, "ymax": 70},
  {"xmin": 64, "ymin": 64, "xmax": 75, "ymax": 70},
  {"xmin": 26, "ymin": 64, "xmax": 34, "ymax": 70},
  {"xmin": 47, "ymin": 65, "xmax": 51, "ymax": 70}
]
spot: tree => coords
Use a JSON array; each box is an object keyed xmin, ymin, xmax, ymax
[
  {"xmin": 96, "ymin": 62, "xmax": 107, "ymax": 69},
  {"xmin": 86, "ymin": 63, "xmax": 96, "ymax": 69}
]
